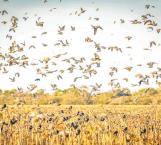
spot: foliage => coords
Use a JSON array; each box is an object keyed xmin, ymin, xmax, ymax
[{"xmin": 0, "ymin": 87, "xmax": 161, "ymax": 105}]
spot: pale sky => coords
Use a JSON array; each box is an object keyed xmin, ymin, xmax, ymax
[{"xmin": 0, "ymin": 0, "xmax": 161, "ymax": 93}]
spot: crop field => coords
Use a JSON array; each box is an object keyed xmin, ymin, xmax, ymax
[{"xmin": 0, "ymin": 105, "xmax": 161, "ymax": 145}]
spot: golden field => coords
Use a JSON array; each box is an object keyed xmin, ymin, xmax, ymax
[{"xmin": 0, "ymin": 105, "xmax": 161, "ymax": 145}]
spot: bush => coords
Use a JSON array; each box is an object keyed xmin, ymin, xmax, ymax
[{"xmin": 94, "ymin": 92, "xmax": 112, "ymax": 104}]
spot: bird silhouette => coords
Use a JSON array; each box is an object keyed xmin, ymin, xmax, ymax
[{"xmin": 91, "ymin": 25, "xmax": 103, "ymax": 35}]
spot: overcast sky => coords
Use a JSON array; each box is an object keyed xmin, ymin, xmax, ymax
[{"xmin": 0, "ymin": 0, "xmax": 161, "ymax": 93}]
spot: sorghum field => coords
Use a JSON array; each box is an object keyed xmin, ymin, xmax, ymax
[{"xmin": 0, "ymin": 105, "xmax": 161, "ymax": 145}]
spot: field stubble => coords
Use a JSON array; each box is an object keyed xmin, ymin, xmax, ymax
[{"xmin": 0, "ymin": 105, "xmax": 161, "ymax": 145}]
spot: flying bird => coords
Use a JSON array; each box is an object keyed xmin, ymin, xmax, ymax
[
  {"xmin": 150, "ymin": 41, "xmax": 156, "ymax": 47},
  {"xmin": 91, "ymin": 25, "xmax": 103, "ymax": 35},
  {"xmin": 124, "ymin": 66, "xmax": 133, "ymax": 72}
]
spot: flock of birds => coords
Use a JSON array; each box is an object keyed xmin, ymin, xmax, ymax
[{"xmin": 0, "ymin": 0, "xmax": 161, "ymax": 93}]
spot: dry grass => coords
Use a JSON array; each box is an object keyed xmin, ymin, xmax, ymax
[{"xmin": 0, "ymin": 105, "xmax": 161, "ymax": 145}]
